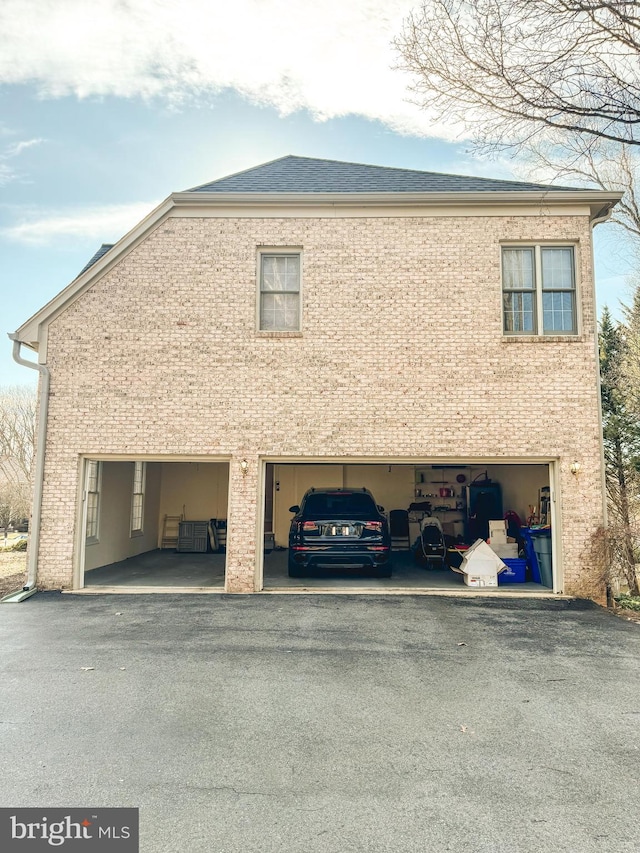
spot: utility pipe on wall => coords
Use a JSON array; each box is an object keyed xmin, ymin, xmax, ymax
[{"xmin": 9, "ymin": 336, "xmax": 50, "ymax": 592}]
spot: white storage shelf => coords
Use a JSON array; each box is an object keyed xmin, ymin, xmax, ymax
[{"xmin": 414, "ymin": 469, "xmax": 467, "ymax": 535}]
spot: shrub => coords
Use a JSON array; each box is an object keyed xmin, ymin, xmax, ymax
[
  {"xmin": 9, "ymin": 538, "xmax": 27, "ymax": 552},
  {"xmin": 614, "ymin": 593, "xmax": 640, "ymax": 613}
]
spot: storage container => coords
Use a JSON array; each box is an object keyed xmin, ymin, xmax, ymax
[{"xmin": 497, "ymin": 558, "xmax": 526, "ymax": 584}]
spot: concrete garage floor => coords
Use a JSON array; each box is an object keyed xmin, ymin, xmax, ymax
[
  {"xmin": 84, "ymin": 549, "xmax": 549, "ymax": 594},
  {"xmin": 84, "ymin": 550, "xmax": 226, "ymax": 588},
  {"xmin": 263, "ymin": 549, "xmax": 548, "ymax": 593},
  {"xmin": 1, "ymin": 593, "xmax": 639, "ymax": 853}
]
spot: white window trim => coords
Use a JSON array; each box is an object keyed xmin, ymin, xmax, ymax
[
  {"xmin": 130, "ymin": 461, "xmax": 146, "ymax": 537},
  {"xmin": 85, "ymin": 460, "xmax": 102, "ymax": 544},
  {"xmin": 501, "ymin": 243, "xmax": 580, "ymax": 337},
  {"xmin": 256, "ymin": 247, "xmax": 303, "ymax": 333}
]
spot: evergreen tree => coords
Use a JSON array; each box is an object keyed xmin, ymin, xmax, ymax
[
  {"xmin": 622, "ymin": 284, "xmax": 640, "ymax": 428},
  {"xmin": 599, "ymin": 306, "xmax": 640, "ymax": 596}
]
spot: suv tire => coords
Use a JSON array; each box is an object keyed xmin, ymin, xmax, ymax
[{"xmin": 287, "ymin": 559, "xmax": 306, "ymax": 579}]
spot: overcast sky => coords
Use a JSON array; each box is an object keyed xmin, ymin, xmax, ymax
[{"xmin": 0, "ymin": 0, "xmax": 632, "ymax": 385}]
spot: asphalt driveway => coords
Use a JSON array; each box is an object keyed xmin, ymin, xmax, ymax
[{"xmin": 1, "ymin": 593, "xmax": 639, "ymax": 853}]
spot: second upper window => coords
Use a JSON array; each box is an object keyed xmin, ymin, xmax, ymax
[
  {"xmin": 259, "ymin": 252, "xmax": 301, "ymax": 331},
  {"xmin": 502, "ymin": 246, "xmax": 577, "ymax": 335}
]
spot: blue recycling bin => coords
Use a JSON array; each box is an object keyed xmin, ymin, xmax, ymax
[{"xmin": 521, "ymin": 528, "xmax": 552, "ymax": 588}]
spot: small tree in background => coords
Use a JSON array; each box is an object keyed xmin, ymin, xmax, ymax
[
  {"xmin": 0, "ymin": 386, "xmax": 36, "ymax": 535},
  {"xmin": 0, "ymin": 479, "xmax": 30, "ymax": 535},
  {"xmin": 0, "ymin": 386, "xmax": 36, "ymax": 482}
]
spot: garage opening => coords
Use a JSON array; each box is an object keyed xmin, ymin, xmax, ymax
[
  {"xmin": 80, "ymin": 459, "xmax": 229, "ymax": 589},
  {"xmin": 261, "ymin": 462, "xmax": 554, "ymax": 592}
]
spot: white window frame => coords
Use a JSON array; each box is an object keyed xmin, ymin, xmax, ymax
[
  {"xmin": 85, "ymin": 460, "xmax": 101, "ymax": 543},
  {"xmin": 130, "ymin": 461, "xmax": 146, "ymax": 536},
  {"xmin": 502, "ymin": 244, "xmax": 578, "ymax": 336},
  {"xmin": 257, "ymin": 249, "xmax": 302, "ymax": 332}
]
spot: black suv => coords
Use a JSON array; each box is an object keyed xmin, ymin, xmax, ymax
[{"xmin": 288, "ymin": 488, "xmax": 392, "ymax": 578}]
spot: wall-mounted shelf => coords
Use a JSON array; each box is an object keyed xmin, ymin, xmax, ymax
[{"xmin": 414, "ymin": 468, "xmax": 467, "ymax": 536}]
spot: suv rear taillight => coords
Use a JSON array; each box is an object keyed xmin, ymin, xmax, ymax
[
  {"xmin": 302, "ymin": 521, "xmax": 319, "ymax": 531},
  {"xmin": 364, "ymin": 521, "xmax": 383, "ymax": 532}
]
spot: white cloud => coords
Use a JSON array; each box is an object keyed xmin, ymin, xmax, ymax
[
  {"xmin": 0, "ymin": 136, "xmax": 45, "ymax": 185},
  {"xmin": 2, "ymin": 201, "xmax": 160, "ymax": 244},
  {"xmin": 8, "ymin": 138, "xmax": 45, "ymax": 156},
  {"xmin": 0, "ymin": 0, "xmax": 467, "ymax": 140}
]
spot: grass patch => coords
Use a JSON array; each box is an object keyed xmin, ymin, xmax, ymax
[{"xmin": 1, "ymin": 538, "xmax": 27, "ymax": 552}]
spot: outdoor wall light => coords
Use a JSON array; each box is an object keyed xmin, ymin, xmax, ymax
[
  {"xmin": 240, "ymin": 459, "xmax": 249, "ymax": 476},
  {"xmin": 570, "ymin": 461, "xmax": 581, "ymax": 475}
]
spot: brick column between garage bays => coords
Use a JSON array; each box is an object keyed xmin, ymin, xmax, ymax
[{"xmin": 225, "ymin": 455, "xmax": 260, "ymax": 593}]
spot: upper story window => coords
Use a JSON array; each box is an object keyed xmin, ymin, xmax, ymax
[
  {"xmin": 131, "ymin": 461, "xmax": 146, "ymax": 535},
  {"xmin": 502, "ymin": 246, "xmax": 577, "ymax": 335},
  {"xmin": 259, "ymin": 252, "xmax": 301, "ymax": 331},
  {"xmin": 85, "ymin": 460, "xmax": 101, "ymax": 541}
]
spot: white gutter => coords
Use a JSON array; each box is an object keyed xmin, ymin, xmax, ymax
[
  {"xmin": 8, "ymin": 336, "xmax": 50, "ymax": 593},
  {"xmin": 171, "ymin": 189, "xmax": 623, "ymax": 219}
]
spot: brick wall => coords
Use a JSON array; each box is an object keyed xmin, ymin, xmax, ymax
[{"xmin": 38, "ymin": 212, "xmax": 604, "ymax": 594}]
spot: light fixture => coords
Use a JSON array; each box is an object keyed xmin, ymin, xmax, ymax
[
  {"xmin": 570, "ymin": 461, "xmax": 581, "ymax": 475},
  {"xmin": 240, "ymin": 459, "xmax": 249, "ymax": 476}
]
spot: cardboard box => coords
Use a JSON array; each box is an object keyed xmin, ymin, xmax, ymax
[
  {"xmin": 457, "ymin": 539, "xmax": 507, "ymax": 587},
  {"xmin": 463, "ymin": 572, "xmax": 499, "ymax": 588},
  {"xmin": 489, "ymin": 520, "xmax": 507, "ymax": 535},
  {"xmin": 489, "ymin": 543, "xmax": 519, "ymax": 559},
  {"xmin": 442, "ymin": 520, "xmax": 465, "ymax": 537}
]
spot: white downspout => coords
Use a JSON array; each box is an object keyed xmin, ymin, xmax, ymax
[
  {"xmin": 590, "ymin": 208, "xmax": 614, "ymax": 530},
  {"xmin": 9, "ymin": 335, "xmax": 50, "ymax": 592}
]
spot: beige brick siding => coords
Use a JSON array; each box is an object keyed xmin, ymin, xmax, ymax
[{"xmin": 38, "ymin": 213, "xmax": 604, "ymax": 594}]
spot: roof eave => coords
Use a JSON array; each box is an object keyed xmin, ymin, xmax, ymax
[{"xmin": 172, "ymin": 188, "xmax": 623, "ymax": 219}]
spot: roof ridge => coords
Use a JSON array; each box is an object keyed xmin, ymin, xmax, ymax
[
  {"xmin": 186, "ymin": 154, "xmax": 585, "ymax": 193},
  {"xmin": 259, "ymin": 154, "xmax": 530, "ymax": 186}
]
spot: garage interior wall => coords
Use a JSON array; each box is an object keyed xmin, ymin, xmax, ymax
[
  {"xmin": 482, "ymin": 464, "xmax": 548, "ymax": 521},
  {"xmin": 85, "ymin": 462, "xmax": 161, "ymax": 571},
  {"xmin": 84, "ymin": 460, "xmax": 229, "ymax": 573},
  {"xmin": 271, "ymin": 463, "xmax": 550, "ymax": 547},
  {"xmin": 158, "ymin": 462, "xmax": 229, "ymax": 523}
]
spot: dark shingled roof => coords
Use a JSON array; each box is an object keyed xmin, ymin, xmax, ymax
[
  {"xmin": 187, "ymin": 155, "xmax": 581, "ymax": 194},
  {"xmin": 76, "ymin": 243, "xmax": 114, "ymax": 278}
]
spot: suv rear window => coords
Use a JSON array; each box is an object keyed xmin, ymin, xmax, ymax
[{"xmin": 302, "ymin": 492, "xmax": 377, "ymax": 517}]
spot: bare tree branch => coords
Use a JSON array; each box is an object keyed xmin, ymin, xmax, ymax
[
  {"xmin": 522, "ymin": 139, "xmax": 640, "ymax": 240},
  {"xmin": 0, "ymin": 386, "xmax": 36, "ymax": 530},
  {"xmin": 395, "ymin": 0, "xmax": 640, "ymax": 152},
  {"xmin": 0, "ymin": 386, "xmax": 36, "ymax": 483}
]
